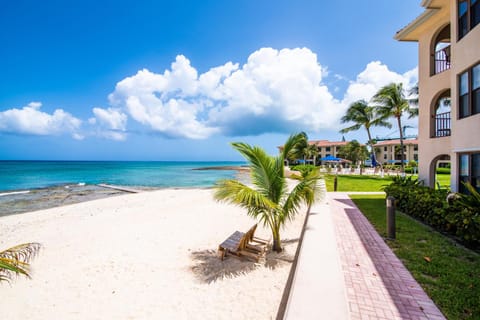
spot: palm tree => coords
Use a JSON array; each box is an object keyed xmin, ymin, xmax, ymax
[
  {"xmin": 305, "ymin": 143, "xmax": 319, "ymax": 166},
  {"xmin": 373, "ymin": 83, "xmax": 417, "ymax": 172},
  {"xmin": 0, "ymin": 243, "xmax": 41, "ymax": 283},
  {"xmin": 214, "ymin": 133, "xmax": 321, "ymax": 252},
  {"xmin": 340, "ymin": 100, "xmax": 391, "ymax": 168},
  {"xmin": 340, "ymin": 100, "xmax": 391, "ymax": 147}
]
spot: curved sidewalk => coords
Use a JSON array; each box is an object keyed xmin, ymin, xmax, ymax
[{"xmin": 283, "ymin": 192, "xmax": 445, "ymax": 320}]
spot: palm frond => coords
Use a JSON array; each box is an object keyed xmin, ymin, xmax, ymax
[
  {"xmin": 214, "ymin": 179, "xmax": 277, "ymax": 213},
  {"xmin": 214, "ymin": 179, "xmax": 279, "ymax": 229},
  {"xmin": 281, "ymin": 170, "xmax": 322, "ymax": 223},
  {"xmin": 339, "ymin": 123, "xmax": 362, "ymax": 134},
  {"xmin": 281, "ymin": 132, "xmax": 308, "ymax": 160},
  {"xmin": 231, "ymin": 142, "xmax": 285, "ymax": 203},
  {"xmin": 0, "ymin": 243, "xmax": 41, "ymax": 283}
]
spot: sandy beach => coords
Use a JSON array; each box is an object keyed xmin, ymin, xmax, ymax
[{"xmin": 1, "ymin": 188, "xmax": 306, "ymax": 319}]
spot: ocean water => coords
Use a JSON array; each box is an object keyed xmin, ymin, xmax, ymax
[{"xmin": 0, "ymin": 161, "xmax": 246, "ymax": 192}]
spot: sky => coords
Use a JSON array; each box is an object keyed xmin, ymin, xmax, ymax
[{"xmin": 0, "ymin": 0, "xmax": 424, "ymax": 161}]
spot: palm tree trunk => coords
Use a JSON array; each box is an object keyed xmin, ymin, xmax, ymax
[
  {"xmin": 272, "ymin": 228, "xmax": 283, "ymax": 252},
  {"xmin": 397, "ymin": 116, "xmax": 405, "ymax": 173},
  {"xmin": 366, "ymin": 128, "xmax": 373, "ymax": 148},
  {"xmin": 271, "ymin": 226, "xmax": 283, "ymax": 252}
]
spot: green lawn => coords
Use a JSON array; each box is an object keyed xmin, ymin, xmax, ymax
[
  {"xmin": 435, "ymin": 173, "xmax": 450, "ymax": 189},
  {"xmin": 350, "ymin": 194, "xmax": 480, "ymax": 319},
  {"xmin": 324, "ymin": 174, "xmax": 392, "ymax": 192}
]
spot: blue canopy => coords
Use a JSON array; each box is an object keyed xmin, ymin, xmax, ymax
[{"xmin": 320, "ymin": 155, "xmax": 342, "ymax": 162}]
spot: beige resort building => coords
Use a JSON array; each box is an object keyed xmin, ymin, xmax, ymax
[
  {"xmin": 395, "ymin": 0, "xmax": 479, "ymax": 192},
  {"xmin": 309, "ymin": 140, "xmax": 349, "ymax": 160},
  {"xmin": 373, "ymin": 139, "xmax": 419, "ymax": 165},
  {"xmin": 278, "ymin": 140, "xmax": 351, "ymax": 165}
]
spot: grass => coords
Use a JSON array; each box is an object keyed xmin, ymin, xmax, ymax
[
  {"xmin": 350, "ymin": 194, "xmax": 480, "ymax": 319},
  {"xmin": 323, "ymin": 172, "xmax": 450, "ymax": 192},
  {"xmin": 324, "ymin": 174, "xmax": 393, "ymax": 192},
  {"xmin": 435, "ymin": 173, "xmax": 450, "ymax": 189}
]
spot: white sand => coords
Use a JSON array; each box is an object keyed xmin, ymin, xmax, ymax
[{"xmin": 0, "ymin": 188, "xmax": 306, "ymax": 319}]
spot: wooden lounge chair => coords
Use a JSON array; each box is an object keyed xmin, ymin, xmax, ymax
[
  {"xmin": 218, "ymin": 224, "xmax": 269, "ymax": 261},
  {"xmin": 244, "ymin": 224, "xmax": 269, "ymax": 248}
]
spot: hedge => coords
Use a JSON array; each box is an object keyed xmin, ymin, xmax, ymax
[{"xmin": 384, "ymin": 176, "xmax": 480, "ymax": 249}]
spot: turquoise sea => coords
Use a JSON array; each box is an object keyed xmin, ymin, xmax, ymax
[{"xmin": 0, "ymin": 161, "xmax": 246, "ymax": 192}]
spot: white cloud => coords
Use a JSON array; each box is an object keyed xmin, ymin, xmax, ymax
[
  {"xmin": 0, "ymin": 102, "xmax": 82, "ymax": 139},
  {"xmin": 1, "ymin": 48, "xmax": 419, "ymax": 142},
  {"xmin": 109, "ymin": 47, "xmax": 346, "ymax": 138},
  {"xmin": 342, "ymin": 61, "xmax": 418, "ymax": 106},
  {"xmin": 88, "ymin": 107, "xmax": 128, "ymax": 141}
]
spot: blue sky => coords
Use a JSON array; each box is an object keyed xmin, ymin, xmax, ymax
[{"xmin": 0, "ymin": 1, "xmax": 423, "ymax": 161}]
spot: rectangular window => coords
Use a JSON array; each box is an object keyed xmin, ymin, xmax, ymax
[
  {"xmin": 384, "ymin": 146, "xmax": 387, "ymax": 152},
  {"xmin": 459, "ymin": 0, "xmax": 469, "ymax": 38},
  {"xmin": 459, "ymin": 63, "xmax": 480, "ymax": 118},
  {"xmin": 459, "ymin": 152, "xmax": 480, "ymax": 193},
  {"xmin": 473, "ymin": 153, "xmax": 480, "ymax": 190},
  {"xmin": 472, "ymin": 0, "xmax": 480, "ymax": 28},
  {"xmin": 473, "ymin": 64, "xmax": 480, "ymax": 114},
  {"xmin": 383, "ymin": 154, "xmax": 387, "ymax": 160},
  {"xmin": 459, "ymin": 154, "xmax": 470, "ymax": 193},
  {"xmin": 414, "ymin": 145, "xmax": 418, "ymax": 151},
  {"xmin": 459, "ymin": 0, "xmax": 480, "ymax": 39},
  {"xmin": 325, "ymin": 147, "xmax": 331, "ymax": 152}
]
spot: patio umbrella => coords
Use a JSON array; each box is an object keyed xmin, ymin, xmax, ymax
[
  {"xmin": 320, "ymin": 155, "xmax": 342, "ymax": 162},
  {"xmin": 371, "ymin": 153, "xmax": 378, "ymax": 167}
]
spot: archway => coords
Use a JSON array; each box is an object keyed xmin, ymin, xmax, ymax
[
  {"xmin": 430, "ymin": 24, "xmax": 451, "ymax": 75},
  {"xmin": 429, "ymin": 154, "xmax": 451, "ymax": 189},
  {"xmin": 430, "ymin": 89, "xmax": 451, "ymax": 138}
]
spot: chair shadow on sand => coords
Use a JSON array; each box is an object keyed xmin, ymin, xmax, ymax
[{"xmin": 190, "ymin": 238, "xmax": 299, "ymax": 284}]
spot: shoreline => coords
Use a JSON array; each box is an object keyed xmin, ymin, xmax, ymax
[
  {"xmin": 0, "ymin": 183, "xmax": 221, "ymax": 218},
  {"xmin": 0, "ymin": 165, "xmax": 251, "ymax": 218}
]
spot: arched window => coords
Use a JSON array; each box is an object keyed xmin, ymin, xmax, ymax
[
  {"xmin": 431, "ymin": 25, "xmax": 451, "ymax": 75},
  {"xmin": 430, "ymin": 90, "xmax": 451, "ymax": 137}
]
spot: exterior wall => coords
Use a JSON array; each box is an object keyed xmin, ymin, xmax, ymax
[
  {"xmin": 374, "ymin": 141, "xmax": 418, "ymax": 165},
  {"xmin": 416, "ymin": 4, "xmax": 452, "ymax": 188},
  {"xmin": 406, "ymin": 0, "xmax": 480, "ymax": 190},
  {"xmin": 448, "ymin": 0, "xmax": 480, "ymax": 191},
  {"xmin": 317, "ymin": 145, "xmax": 343, "ymax": 158}
]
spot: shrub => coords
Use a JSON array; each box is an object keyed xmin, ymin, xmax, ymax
[
  {"xmin": 290, "ymin": 164, "xmax": 317, "ymax": 175},
  {"xmin": 384, "ymin": 178, "xmax": 480, "ymax": 249},
  {"xmin": 436, "ymin": 167, "xmax": 451, "ymax": 174}
]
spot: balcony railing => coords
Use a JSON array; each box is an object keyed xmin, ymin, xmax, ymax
[
  {"xmin": 433, "ymin": 45, "xmax": 451, "ymax": 74},
  {"xmin": 434, "ymin": 111, "xmax": 451, "ymax": 137}
]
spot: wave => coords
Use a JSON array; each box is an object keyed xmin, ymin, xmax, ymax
[{"xmin": 0, "ymin": 190, "xmax": 31, "ymax": 197}]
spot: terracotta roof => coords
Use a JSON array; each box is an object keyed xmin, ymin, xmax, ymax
[
  {"xmin": 308, "ymin": 140, "xmax": 350, "ymax": 147},
  {"xmin": 373, "ymin": 139, "xmax": 418, "ymax": 146},
  {"xmin": 278, "ymin": 139, "xmax": 365, "ymax": 150}
]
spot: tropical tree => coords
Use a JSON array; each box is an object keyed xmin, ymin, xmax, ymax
[
  {"xmin": 373, "ymin": 83, "xmax": 418, "ymax": 172},
  {"xmin": 305, "ymin": 143, "xmax": 319, "ymax": 166},
  {"xmin": 214, "ymin": 133, "xmax": 321, "ymax": 252},
  {"xmin": 283, "ymin": 132, "xmax": 308, "ymax": 165},
  {"xmin": 337, "ymin": 140, "xmax": 369, "ymax": 165},
  {"xmin": 340, "ymin": 100, "xmax": 391, "ymax": 166},
  {"xmin": 0, "ymin": 243, "xmax": 41, "ymax": 283}
]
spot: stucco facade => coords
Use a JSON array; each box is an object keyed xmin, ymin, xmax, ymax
[
  {"xmin": 373, "ymin": 139, "xmax": 419, "ymax": 165},
  {"xmin": 396, "ymin": 0, "xmax": 480, "ymax": 192}
]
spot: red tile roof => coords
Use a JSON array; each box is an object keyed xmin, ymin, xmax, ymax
[{"xmin": 373, "ymin": 139, "xmax": 418, "ymax": 146}]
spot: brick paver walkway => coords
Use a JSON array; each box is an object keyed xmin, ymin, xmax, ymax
[{"xmin": 328, "ymin": 193, "xmax": 446, "ymax": 320}]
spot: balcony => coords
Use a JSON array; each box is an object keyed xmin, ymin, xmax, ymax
[
  {"xmin": 434, "ymin": 111, "xmax": 451, "ymax": 137},
  {"xmin": 433, "ymin": 45, "xmax": 451, "ymax": 74}
]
